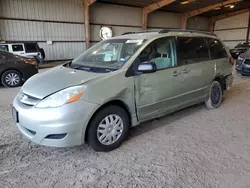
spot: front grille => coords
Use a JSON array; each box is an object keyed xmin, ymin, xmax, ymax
[
  {"xmin": 19, "ymin": 92, "xmax": 41, "ymax": 106},
  {"xmin": 242, "ymin": 67, "xmax": 250, "ymax": 72}
]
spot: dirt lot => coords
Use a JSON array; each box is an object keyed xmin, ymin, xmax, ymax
[{"xmin": 1, "ymin": 69, "xmax": 250, "ymax": 188}]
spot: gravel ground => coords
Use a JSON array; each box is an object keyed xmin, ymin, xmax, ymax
[{"xmin": 1, "ymin": 69, "xmax": 250, "ymax": 188}]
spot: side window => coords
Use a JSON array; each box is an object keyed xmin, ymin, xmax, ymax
[
  {"xmin": 25, "ymin": 43, "xmax": 38, "ymax": 53},
  {"xmin": 138, "ymin": 37, "xmax": 176, "ymax": 70},
  {"xmin": 177, "ymin": 37, "xmax": 209, "ymax": 65},
  {"xmin": 12, "ymin": 44, "xmax": 24, "ymax": 52},
  {"xmin": 207, "ymin": 38, "xmax": 228, "ymax": 59},
  {"xmin": 0, "ymin": 45, "xmax": 9, "ymax": 52}
]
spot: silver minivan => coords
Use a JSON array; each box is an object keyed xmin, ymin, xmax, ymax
[{"xmin": 12, "ymin": 29, "xmax": 233, "ymax": 152}]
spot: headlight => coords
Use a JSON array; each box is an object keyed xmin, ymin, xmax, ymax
[
  {"xmin": 36, "ymin": 86, "xmax": 85, "ymax": 108},
  {"xmin": 238, "ymin": 56, "xmax": 243, "ymax": 60}
]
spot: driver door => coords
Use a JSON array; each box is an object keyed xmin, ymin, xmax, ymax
[{"xmin": 134, "ymin": 37, "xmax": 189, "ymax": 121}]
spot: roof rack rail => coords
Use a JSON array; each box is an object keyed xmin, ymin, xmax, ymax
[
  {"xmin": 159, "ymin": 29, "xmax": 217, "ymax": 36},
  {"xmin": 121, "ymin": 32, "xmax": 136, "ymax": 35},
  {"xmin": 121, "ymin": 29, "xmax": 162, "ymax": 35},
  {"xmin": 121, "ymin": 29, "xmax": 217, "ymax": 37}
]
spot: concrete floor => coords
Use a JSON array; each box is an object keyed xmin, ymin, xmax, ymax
[{"xmin": 1, "ymin": 69, "xmax": 250, "ymax": 188}]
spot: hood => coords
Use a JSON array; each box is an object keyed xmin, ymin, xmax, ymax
[
  {"xmin": 239, "ymin": 50, "xmax": 250, "ymax": 59},
  {"xmin": 22, "ymin": 65, "xmax": 105, "ymax": 99}
]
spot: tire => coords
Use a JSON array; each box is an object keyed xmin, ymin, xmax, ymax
[
  {"xmin": 1, "ymin": 70, "xmax": 22, "ymax": 88},
  {"xmin": 205, "ymin": 81, "xmax": 223, "ymax": 109},
  {"xmin": 87, "ymin": 105, "xmax": 129, "ymax": 152}
]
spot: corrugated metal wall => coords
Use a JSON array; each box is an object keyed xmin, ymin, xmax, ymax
[
  {"xmin": 0, "ymin": 0, "xmax": 85, "ymax": 60},
  {"xmin": 0, "ymin": 0, "xmax": 209, "ymax": 60},
  {"xmin": 214, "ymin": 12, "xmax": 249, "ymax": 49}
]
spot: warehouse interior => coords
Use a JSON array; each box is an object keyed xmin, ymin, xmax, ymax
[{"xmin": 0, "ymin": 0, "xmax": 250, "ymax": 60}]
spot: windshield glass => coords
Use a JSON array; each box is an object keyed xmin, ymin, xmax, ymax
[
  {"xmin": 71, "ymin": 39, "xmax": 146, "ymax": 71},
  {"xmin": 235, "ymin": 42, "xmax": 250, "ymax": 48}
]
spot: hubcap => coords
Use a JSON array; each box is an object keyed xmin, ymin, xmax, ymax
[
  {"xmin": 97, "ymin": 114, "xmax": 123, "ymax": 145},
  {"xmin": 5, "ymin": 73, "xmax": 20, "ymax": 86},
  {"xmin": 211, "ymin": 86, "xmax": 220, "ymax": 104}
]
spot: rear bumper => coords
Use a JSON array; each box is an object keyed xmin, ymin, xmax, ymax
[{"xmin": 22, "ymin": 66, "xmax": 38, "ymax": 81}]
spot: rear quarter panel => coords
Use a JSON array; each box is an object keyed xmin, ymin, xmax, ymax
[{"xmin": 214, "ymin": 38, "xmax": 233, "ymax": 77}]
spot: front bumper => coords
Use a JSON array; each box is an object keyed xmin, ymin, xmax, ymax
[
  {"xmin": 13, "ymin": 96, "xmax": 99, "ymax": 147},
  {"xmin": 235, "ymin": 60, "xmax": 250, "ymax": 75}
]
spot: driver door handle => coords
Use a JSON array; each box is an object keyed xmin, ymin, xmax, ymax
[{"xmin": 182, "ymin": 68, "xmax": 190, "ymax": 73}]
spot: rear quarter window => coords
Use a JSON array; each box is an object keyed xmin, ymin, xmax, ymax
[{"xmin": 207, "ymin": 38, "xmax": 228, "ymax": 59}]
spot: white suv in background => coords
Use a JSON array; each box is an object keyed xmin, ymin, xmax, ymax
[{"xmin": 0, "ymin": 42, "xmax": 45, "ymax": 63}]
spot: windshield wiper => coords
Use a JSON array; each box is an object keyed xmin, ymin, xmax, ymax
[
  {"xmin": 71, "ymin": 64, "xmax": 117, "ymax": 73},
  {"xmin": 72, "ymin": 65, "xmax": 91, "ymax": 71}
]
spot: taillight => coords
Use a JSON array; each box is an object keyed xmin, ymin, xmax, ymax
[
  {"xmin": 229, "ymin": 56, "xmax": 234, "ymax": 66},
  {"xmin": 238, "ymin": 56, "xmax": 243, "ymax": 60},
  {"xmin": 24, "ymin": 60, "xmax": 36, "ymax": 65}
]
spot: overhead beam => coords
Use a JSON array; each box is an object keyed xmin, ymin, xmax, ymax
[
  {"xmin": 211, "ymin": 8, "xmax": 250, "ymax": 22},
  {"xmin": 184, "ymin": 0, "xmax": 241, "ymax": 18},
  {"xmin": 208, "ymin": 8, "xmax": 250, "ymax": 32},
  {"xmin": 246, "ymin": 11, "xmax": 250, "ymax": 42},
  {"xmin": 84, "ymin": 0, "xmax": 96, "ymax": 49},
  {"xmin": 181, "ymin": 0, "xmax": 241, "ymax": 29},
  {"xmin": 142, "ymin": 0, "xmax": 176, "ymax": 30}
]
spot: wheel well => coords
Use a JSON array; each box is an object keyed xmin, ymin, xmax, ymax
[
  {"xmin": 84, "ymin": 100, "xmax": 132, "ymax": 142},
  {"xmin": 0, "ymin": 69, "xmax": 23, "ymax": 79},
  {"xmin": 214, "ymin": 76, "xmax": 226, "ymax": 90}
]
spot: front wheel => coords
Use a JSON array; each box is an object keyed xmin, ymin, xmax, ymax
[
  {"xmin": 205, "ymin": 81, "xmax": 222, "ymax": 109},
  {"xmin": 87, "ymin": 105, "xmax": 129, "ymax": 152},
  {"xmin": 1, "ymin": 70, "xmax": 22, "ymax": 88}
]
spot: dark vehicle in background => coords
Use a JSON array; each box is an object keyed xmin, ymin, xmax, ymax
[
  {"xmin": 0, "ymin": 42, "xmax": 45, "ymax": 64},
  {"xmin": 0, "ymin": 51, "xmax": 38, "ymax": 87},
  {"xmin": 230, "ymin": 42, "xmax": 250, "ymax": 59},
  {"xmin": 235, "ymin": 50, "xmax": 250, "ymax": 76}
]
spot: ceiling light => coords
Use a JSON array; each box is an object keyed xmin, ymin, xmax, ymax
[
  {"xmin": 224, "ymin": 4, "xmax": 235, "ymax": 8},
  {"xmin": 180, "ymin": 0, "xmax": 195, "ymax": 5},
  {"xmin": 180, "ymin": 1, "xmax": 190, "ymax": 4}
]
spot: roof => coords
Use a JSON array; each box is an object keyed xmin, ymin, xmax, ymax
[{"xmin": 99, "ymin": 0, "xmax": 250, "ymax": 17}]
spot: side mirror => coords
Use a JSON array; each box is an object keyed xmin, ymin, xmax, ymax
[{"xmin": 137, "ymin": 61, "xmax": 157, "ymax": 73}]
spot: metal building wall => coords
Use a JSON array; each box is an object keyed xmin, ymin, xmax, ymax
[
  {"xmin": 214, "ymin": 12, "xmax": 249, "ymax": 49},
  {"xmin": 0, "ymin": 0, "xmax": 209, "ymax": 61},
  {"xmin": 0, "ymin": 0, "xmax": 85, "ymax": 60},
  {"xmin": 90, "ymin": 3, "xmax": 209, "ymax": 39}
]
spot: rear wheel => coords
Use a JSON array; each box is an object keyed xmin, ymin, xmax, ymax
[
  {"xmin": 1, "ymin": 70, "xmax": 22, "ymax": 88},
  {"xmin": 205, "ymin": 81, "xmax": 222, "ymax": 109},
  {"xmin": 87, "ymin": 105, "xmax": 129, "ymax": 152}
]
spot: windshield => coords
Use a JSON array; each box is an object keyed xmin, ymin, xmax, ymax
[
  {"xmin": 71, "ymin": 39, "xmax": 146, "ymax": 71},
  {"xmin": 235, "ymin": 43, "xmax": 250, "ymax": 48}
]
